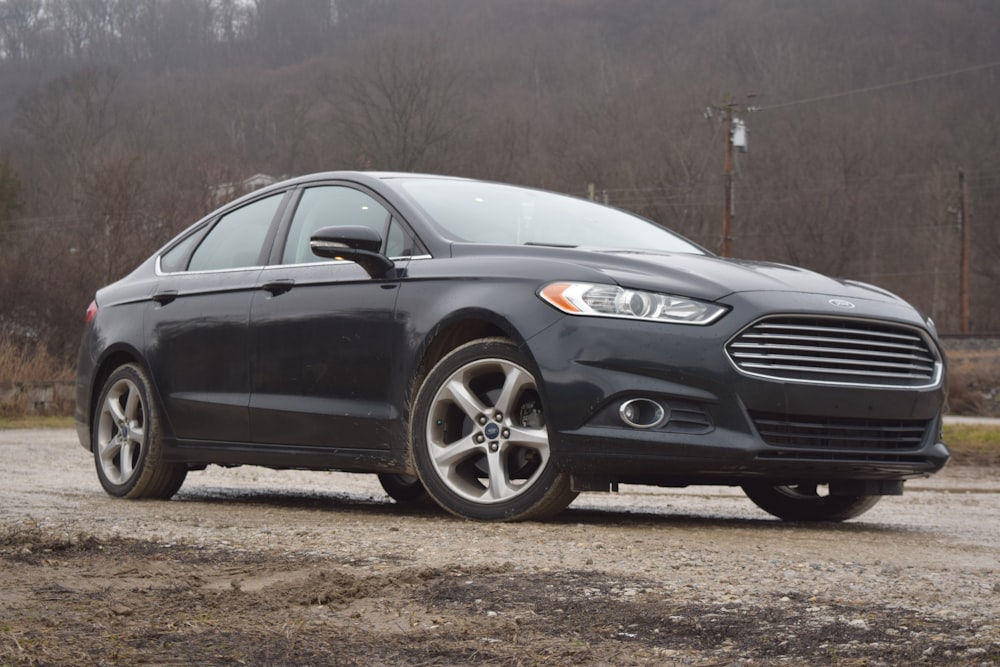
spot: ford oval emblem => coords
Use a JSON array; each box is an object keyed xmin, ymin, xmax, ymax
[{"xmin": 829, "ymin": 298, "xmax": 856, "ymax": 309}]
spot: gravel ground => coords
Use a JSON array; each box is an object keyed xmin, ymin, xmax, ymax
[{"xmin": 1, "ymin": 428, "xmax": 997, "ymax": 665}]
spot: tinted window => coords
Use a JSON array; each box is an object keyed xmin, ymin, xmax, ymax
[
  {"xmin": 386, "ymin": 218, "xmax": 425, "ymax": 258},
  {"xmin": 188, "ymin": 193, "xmax": 283, "ymax": 272},
  {"xmin": 282, "ymin": 186, "xmax": 391, "ymax": 265},
  {"xmin": 159, "ymin": 227, "xmax": 204, "ymax": 273}
]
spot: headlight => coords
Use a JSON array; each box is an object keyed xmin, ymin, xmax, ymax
[{"xmin": 538, "ymin": 282, "xmax": 728, "ymax": 325}]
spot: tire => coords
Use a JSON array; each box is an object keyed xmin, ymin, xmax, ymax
[
  {"xmin": 92, "ymin": 363, "xmax": 187, "ymax": 499},
  {"xmin": 377, "ymin": 473, "xmax": 431, "ymax": 503},
  {"xmin": 741, "ymin": 483, "xmax": 882, "ymax": 522},
  {"xmin": 410, "ymin": 338, "xmax": 577, "ymax": 521}
]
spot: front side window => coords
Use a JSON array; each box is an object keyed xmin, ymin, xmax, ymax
[
  {"xmin": 187, "ymin": 193, "xmax": 284, "ymax": 272},
  {"xmin": 386, "ymin": 218, "xmax": 425, "ymax": 258},
  {"xmin": 282, "ymin": 186, "xmax": 391, "ymax": 265}
]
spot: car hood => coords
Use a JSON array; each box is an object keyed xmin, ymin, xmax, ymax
[
  {"xmin": 591, "ymin": 250, "xmax": 903, "ymax": 303},
  {"xmin": 450, "ymin": 244, "xmax": 904, "ymax": 305}
]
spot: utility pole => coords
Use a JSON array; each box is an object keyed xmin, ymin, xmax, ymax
[
  {"xmin": 722, "ymin": 109, "xmax": 734, "ymax": 258},
  {"xmin": 959, "ymin": 169, "xmax": 970, "ymax": 334},
  {"xmin": 706, "ymin": 97, "xmax": 754, "ymax": 257}
]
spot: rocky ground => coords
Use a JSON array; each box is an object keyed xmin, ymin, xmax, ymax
[{"xmin": 1, "ymin": 428, "xmax": 997, "ymax": 666}]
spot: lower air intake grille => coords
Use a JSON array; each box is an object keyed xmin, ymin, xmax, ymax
[
  {"xmin": 751, "ymin": 412, "xmax": 929, "ymax": 451},
  {"xmin": 726, "ymin": 316, "xmax": 940, "ymax": 387}
]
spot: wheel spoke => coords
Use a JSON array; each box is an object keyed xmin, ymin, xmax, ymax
[
  {"xmin": 119, "ymin": 440, "xmax": 136, "ymax": 479},
  {"xmin": 505, "ymin": 425, "xmax": 549, "ymax": 454},
  {"xmin": 493, "ymin": 364, "xmax": 532, "ymax": 417},
  {"xmin": 128, "ymin": 423, "xmax": 145, "ymax": 445},
  {"xmin": 432, "ymin": 433, "xmax": 483, "ymax": 468},
  {"xmin": 485, "ymin": 445, "xmax": 518, "ymax": 500},
  {"xmin": 442, "ymin": 376, "xmax": 488, "ymax": 421},
  {"xmin": 107, "ymin": 395, "xmax": 126, "ymax": 423},
  {"xmin": 123, "ymin": 385, "xmax": 141, "ymax": 421},
  {"xmin": 99, "ymin": 437, "xmax": 122, "ymax": 467}
]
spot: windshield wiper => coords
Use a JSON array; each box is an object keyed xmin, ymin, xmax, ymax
[{"xmin": 524, "ymin": 241, "xmax": 577, "ymax": 248}]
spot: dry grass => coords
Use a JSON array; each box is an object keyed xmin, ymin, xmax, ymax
[
  {"xmin": 0, "ymin": 338, "xmax": 74, "ymax": 386},
  {"xmin": 943, "ymin": 422, "xmax": 1000, "ymax": 466},
  {"xmin": 0, "ymin": 338, "xmax": 75, "ymax": 417},
  {"xmin": 0, "ymin": 415, "xmax": 75, "ymax": 429},
  {"xmin": 945, "ymin": 348, "xmax": 1000, "ymax": 417}
]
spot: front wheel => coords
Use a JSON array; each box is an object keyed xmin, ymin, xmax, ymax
[
  {"xmin": 742, "ymin": 483, "xmax": 882, "ymax": 522},
  {"xmin": 93, "ymin": 363, "xmax": 187, "ymax": 499},
  {"xmin": 410, "ymin": 338, "xmax": 577, "ymax": 521}
]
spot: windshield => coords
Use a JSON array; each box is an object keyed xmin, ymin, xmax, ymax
[{"xmin": 392, "ymin": 178, "xmax": 706, "ymax": 255}]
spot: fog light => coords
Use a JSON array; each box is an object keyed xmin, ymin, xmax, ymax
[{"xmin": 619, "ymin": 398, "xmax": 667, "ymax": 429}]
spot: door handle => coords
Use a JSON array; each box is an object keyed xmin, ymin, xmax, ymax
[
  {"xmin": 261, "ymin": 279, "xmax": 295, "ymax": 296},
  {"xmin": 151, "ymin": 290, "xmax": 178, "ymax": 305}
]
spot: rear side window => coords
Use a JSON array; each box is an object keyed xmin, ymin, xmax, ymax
[
  {"xmin": 188, "ymin": 193, "xmax": 284, "ymax": 272},
  {"xmin": 159, "ymin": 228, "xmax": 204, "ymax": 273}
]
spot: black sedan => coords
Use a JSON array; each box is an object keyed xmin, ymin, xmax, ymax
[{"xmin": 75, "ymin": 171, "xmax": 950, "ymax": 522}]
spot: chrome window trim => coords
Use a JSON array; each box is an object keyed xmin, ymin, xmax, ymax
[
  {"xmin": 155, "ymin": 256, "xmax": 264, "ymax": 276},
  {"xmin": 156, "ymin": 253, "xmax": 434, "ymax": 275}
]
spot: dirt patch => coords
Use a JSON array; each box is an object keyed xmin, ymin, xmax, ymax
[
  {"xmin": 1, "ymin": 430, "xmax": 998, "ymax": 666},
  {"xmin": 1, "ymin": 522, "xmax": 997, "ymax": 666}
]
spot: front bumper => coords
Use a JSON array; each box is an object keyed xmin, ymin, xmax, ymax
[{"xmin": 526, "ymin": 291, "xmax": 949, "ymax": 486}]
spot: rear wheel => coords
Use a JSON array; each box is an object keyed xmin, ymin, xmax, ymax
[
  {"xmin": 410, "ymin": 338, "xmax": 577, "ymax": 521},
  {"xmin": 742, "ymin": 483, "xmax": 882, "ymax": 522},
  {"xmin": 93, "ymin": 364, "xmax": 187, "ymax": 499}
]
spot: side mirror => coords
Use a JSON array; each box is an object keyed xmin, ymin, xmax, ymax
[{"xmin": 310, "ymin": 226, "xmax": 395, "ymax": 278}]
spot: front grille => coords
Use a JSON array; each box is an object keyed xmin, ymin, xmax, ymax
[
  {"xmin": 726, "ymin": 316, "xmax": 940, "ymax": 387},
  {"xmin": 750, "ymin": 412, "xmax": 929, "ymax": 451}
]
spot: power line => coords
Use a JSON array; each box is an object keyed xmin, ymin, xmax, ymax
[{"xmin": 756, "ymin": 60, "xmax": 1000, "ymax": 112}]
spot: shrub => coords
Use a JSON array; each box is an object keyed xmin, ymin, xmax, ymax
[
  {"xmin": 945, "ymin": 349, "xmax": 1000, "ymax": 417},
  {"xmin": 0, "ymin": 338, "xmax": 75, "ymax": 417}
]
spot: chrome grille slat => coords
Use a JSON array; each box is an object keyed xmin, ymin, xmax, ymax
[
  {"xmin": 738, "ymin": 362, "xmax": 933, "ymax": 380},
  {"xmin": 733, "ymin": 353, "xmax": 934, "ymax": 372},
  {"xmin": 750, "ymin": 322, "xmax": 924, "ymax": 342},
  {"xmin": 731, "ymin": 337, "xmax": 930, "ymax": 355},
  {"xmin": 730, "ymin": 341, "xmax": 931, "ymax": 358},
  {"xmin": 726, "ymin": 316, "xmax": 940, "ymax": 388}
]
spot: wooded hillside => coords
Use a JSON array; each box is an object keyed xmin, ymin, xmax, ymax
[{"xmin": 1, "ymin": 0, "xmax": 998, "ymax": 361}]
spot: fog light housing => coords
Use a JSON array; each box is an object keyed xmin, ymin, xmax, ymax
[{"xmin": 619, "ymin": 398, "xmax": 668, "ymax": 429}]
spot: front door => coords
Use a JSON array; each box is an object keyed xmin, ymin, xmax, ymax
[{"xmin": 248, "ymin": 184, "xmax": 406, "ymax": 449}]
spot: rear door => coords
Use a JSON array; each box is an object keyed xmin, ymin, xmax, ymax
[{"xmin": 146, "ymin": 191, "xmax": 287, "ymax": 443}]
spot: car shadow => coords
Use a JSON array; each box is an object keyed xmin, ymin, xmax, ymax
[{"xmin": 171, "ymin": 486, "xmax": 913, "ymax": 535}]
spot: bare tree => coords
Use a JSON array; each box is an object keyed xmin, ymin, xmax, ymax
[
  {"xmin": 331, "ymin": 35, "xmax": 468, "ymax": 172},
  {"xmin": 0, "ymin": 158, "xmax": 23, "ymax": 245}
]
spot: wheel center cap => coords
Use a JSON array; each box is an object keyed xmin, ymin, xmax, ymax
[{"xmin": 484, "ymin": 423, "xmax": 501, "ymax": 440}]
